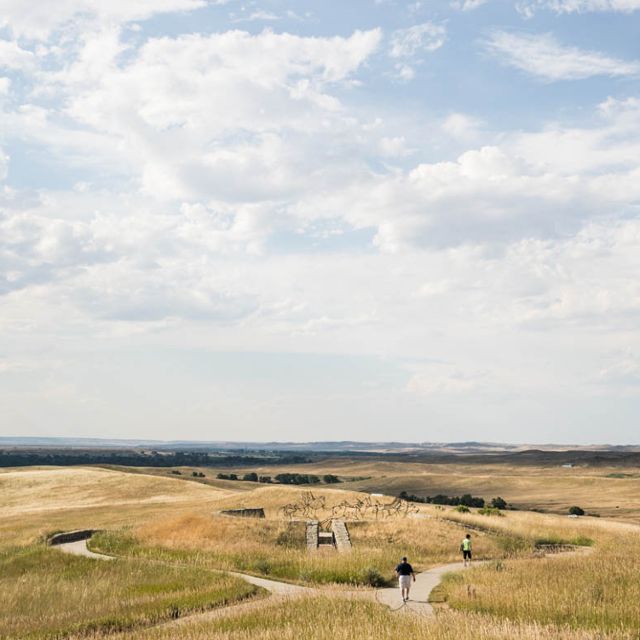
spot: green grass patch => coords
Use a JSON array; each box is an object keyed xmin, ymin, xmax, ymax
[
  {"xmin": 534, "ymin": 535, "xmax": 594, "ymax": 548},
  {"xmin": 0, "ymin": 545, "xmax": 259, "ymax": 639},
  {"xmin": 92, "ymin": 530, "xmax": 400, "ymax": 587}
]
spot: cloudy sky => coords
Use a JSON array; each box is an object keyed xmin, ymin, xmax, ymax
[{"xmin": 1, "ymin": 0, "xmax": 639, "ymax": 444}]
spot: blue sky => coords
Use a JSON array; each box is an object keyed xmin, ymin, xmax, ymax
[{"xmin": 1, "ymin": 0, "xmax": 639, "ymax": 444}]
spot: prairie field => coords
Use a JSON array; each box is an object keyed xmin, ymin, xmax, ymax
[
  {"xmin": 3, "ymin": 464, "xmax": 640, "ymax": 640},
  {"xmin": 89, "ymin": 510, "xmax": 504, "ymax": 586},
  {"xmin": 78, "ymin": 596, "xmax": 636, "ymax": 640},
  {"xmin": 0, "ymin": 467, "xmax": 231, "ymax": 548},
  {"xmin": 208, "ymin": 459, "xmax": 640, "ymax": 522},
  {"xmin": 0, "ymin": 545, "xmax": 258, "ymax": 640}
]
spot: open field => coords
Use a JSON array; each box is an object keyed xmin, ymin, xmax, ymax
[
  {"xmin": 72, "ymin": 595, "xmax": 636, "ymax": 640},
  {"xmin": 0, "ymin": 545, "xmax": 258, "ymax": 640},
  {"xmin": 438, "ymin": 512, "xmax": 640, "ymax": 633},
  {"xmin": 204, "ymin": 459, "xmax": 640, "ymax": 522},
  {"xmin": 3, "ymin": 464, "xmax": 640, "ymax": 640},
  {"xmin": 89, "ymin": 511, "xmax": 504, "ymax": 586},
  {"xmin": 0, "ymin": 467, "xmax": 233, "ymax": 548}
]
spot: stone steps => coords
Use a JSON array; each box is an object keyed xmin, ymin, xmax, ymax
[
  {"xmin": 331, "ymin": 519, "xmax": 352, "ymax": 552},
  {"xmin": 307, "ymin": 519, "xmax": 352, "ymax": 552},
  {"xmin": 306, "ymin": 521, "xmax": 319, "ymax": 550}
]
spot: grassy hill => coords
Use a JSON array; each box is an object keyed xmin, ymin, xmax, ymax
[{"xmin": 2, "ymin": 464, "xmax": 640, "ymax": 639}]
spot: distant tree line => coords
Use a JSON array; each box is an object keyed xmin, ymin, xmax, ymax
[
  {"xmin": 399, "ymin": 491, "xmax": 486, "ymax": 508},
  {"xmin": 0, "ymin": 449, "xmax": 310, "ymax": 469},
  {"xmin": 217, "ymin": 472, "xmax": 342, "ymax": 485}
]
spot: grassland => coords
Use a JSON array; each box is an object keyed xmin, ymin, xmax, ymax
[
  {"xmin": 0, "ymin": 545, "xmax": 258, "ymax": 640},
  {"xmin": 208, "ymin": 459, "xmax": 640, "ymax": 522},
  {"xmin": 89, "ymin": 510, "xmax": 505, "ymax": 586},
  {"xmin": 4, "ymin": 464, "xmax": 640, "ymax": 640},
  {"xmin": 77, "ymin": 595, "xmax": 636, "ymax": 640},
  {"xmin": 0, "ymin": 467, "xmax": 233, "ymax": 548},
  {"xmin": 440, "ymin": 520, "xmax": 640, "ymax": 633}
]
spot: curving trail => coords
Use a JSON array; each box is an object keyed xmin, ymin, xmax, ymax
[
  {"xmin": 376, "ymin": 561, "xmax": 479, "ymax": 615},
  {"xmin": 56, "ymin": 538, "xmax": 113, "ymax": 561},
  {"xmin": 54, "ymin": 536, "xmax": 591, "ymax": 623},
  {"xmin": 56, "ymin": 538, "xmax": 313, "ymax": 596},
  {"xmin": 55, "ymin": 537, "xmax": 476, "ymax": 616}
]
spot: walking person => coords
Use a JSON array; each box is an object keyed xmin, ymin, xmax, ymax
[
  {"xmin": 395, "ymin": 556, "xmax": 416, "ymax": 603},
  {"xmin": 461, "ymin": 533, "xmax": 472, "ymax": 567}
]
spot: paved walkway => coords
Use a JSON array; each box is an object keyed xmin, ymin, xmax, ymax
[
  {"xmin": 376, "ymin": 561, "xmax": 480, "ymax": 615},
  {"xmin": 56, "ymin": 539, "xmax": 315, "ymax": 596},
  {"xmin": 55, "ymin": 537, "xmax": 587, "ymax": 620},
  {"xmin": 56, "ymin": 539, "xmax": 114, "ymax": 561},
  {"xmin": 226, "ymin": 571, "xmax": 313, "ymax": 596}
]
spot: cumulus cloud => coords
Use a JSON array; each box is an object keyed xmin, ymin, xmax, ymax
[
  {"xmin": 484, "ymin": 31, "xmax": 640, "ymax": 80},
  {"xmin": 0, "ymin": 0, "xmax": 208, "ymax": 39},
  {"xmin": 1, "ymin": 5, "xmax": 639, "ymax": 439},
  {"xmin": 6, "ymin": 28, "xmax": 381, "ymax": 202}
]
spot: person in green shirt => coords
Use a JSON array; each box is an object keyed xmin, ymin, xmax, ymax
[{"xmin": 461, "ymin": 534, "xmax": 472, "ymax": 567}]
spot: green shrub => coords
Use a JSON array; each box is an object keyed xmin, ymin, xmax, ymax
[{"xmin": 361, "ymin": 567, "xmax": 386, "ymax": 587}]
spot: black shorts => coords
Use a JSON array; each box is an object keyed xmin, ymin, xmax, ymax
[{"xmin": 463, "ymin": 550, "xmax": 472, "ymax": 559}]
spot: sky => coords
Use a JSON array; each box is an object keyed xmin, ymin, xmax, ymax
[{"xmin": 1, "ymin": 0, "xmax": 639, "ymax": 445}]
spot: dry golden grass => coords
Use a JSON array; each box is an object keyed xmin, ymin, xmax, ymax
[
  {"xmin": 210, "ymin": 459, "xmax": 640, "ymax": 522},
  {"xmin": 418, "ymin": 506, "xmax": 640, "ymax": 633},
  {"xmin": 439, "ymin": 504, "xmax": 637, "ymax": 545},
  {"xmin": 0, "ymin": 467, "xmax": 231, "ymax": 548},
  {"xmin": 77, "ymin": 596, "xmax": 636, "ymax": 640},
  {"xmin": 5, "ymin": 465, "xmax": 640, "ymax": 639},
  {"xmin": 93, "ymin": 509, "xmax": 500, "ymax": 586},
  {"xmin": 0, "ymin": 545, "xmax": 258, "ymax": 640}
]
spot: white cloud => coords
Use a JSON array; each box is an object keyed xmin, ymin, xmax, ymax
[
  {"xmin": 390, "ymin": 22, "xmax": 446, "ymax": 58},
  {"xmin": 379, "ymin": 136, "xmax": 412, "ymax": 157},
  {"xmin": 6, "ymin": 28, "xmax": 381, "ymax": 202},
  {"xmin": 484, "ymin": 31, "xmax": 640, "ymax": 80},
  {"xmin": 1, "ymin": 8, "xmax": 640, "ymax": 440},
  {"xmin": 0, "ymin": 39, "xmax": 35, "ymax": 70},
  {"xmin": 508, "ymin": 97, "xmax": 640, "ymax": 174},
  {"xmin": 232, "ymin": 10, "xmax": 281, "ymax": 22},
  {"xmin": 0, "ymin": 147, "xmax": 8, "ymax": 181},
  {"xmin": 394, "ymin": 63, "xmax": 416, "ymax": 81},
  {"xmin": 0, "ymin": 0, "xmax": 207, "ymax": 40},
  {"xmin": 519, "ymin": 0, "xmax": 640, "ymax": 15},
  {"xmin": 442, "ymin": 113, "xmax": 484, "ymax": 140},
  {"xmin": 452, "ymin": 0, "xmax": 489, "ymax": 10}
]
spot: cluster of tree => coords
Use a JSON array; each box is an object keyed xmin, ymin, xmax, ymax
[
  {"xmin": 216, "ymin": 472, "xmax": 342, "ymax": 485},
  {"xmin": 399, "ymin": 491, "xmax": 486, "ymax": 508},
  {"xmin": 569, "ymin": 505, "xmax": 585, "ymax": 516},
  {"xmin": 192, "ymin": 471, "xmax": 206, "ymax": 478},
  {"xmin": 0, "ymin": 449, "xmax": 310, "ymax": 468}
]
